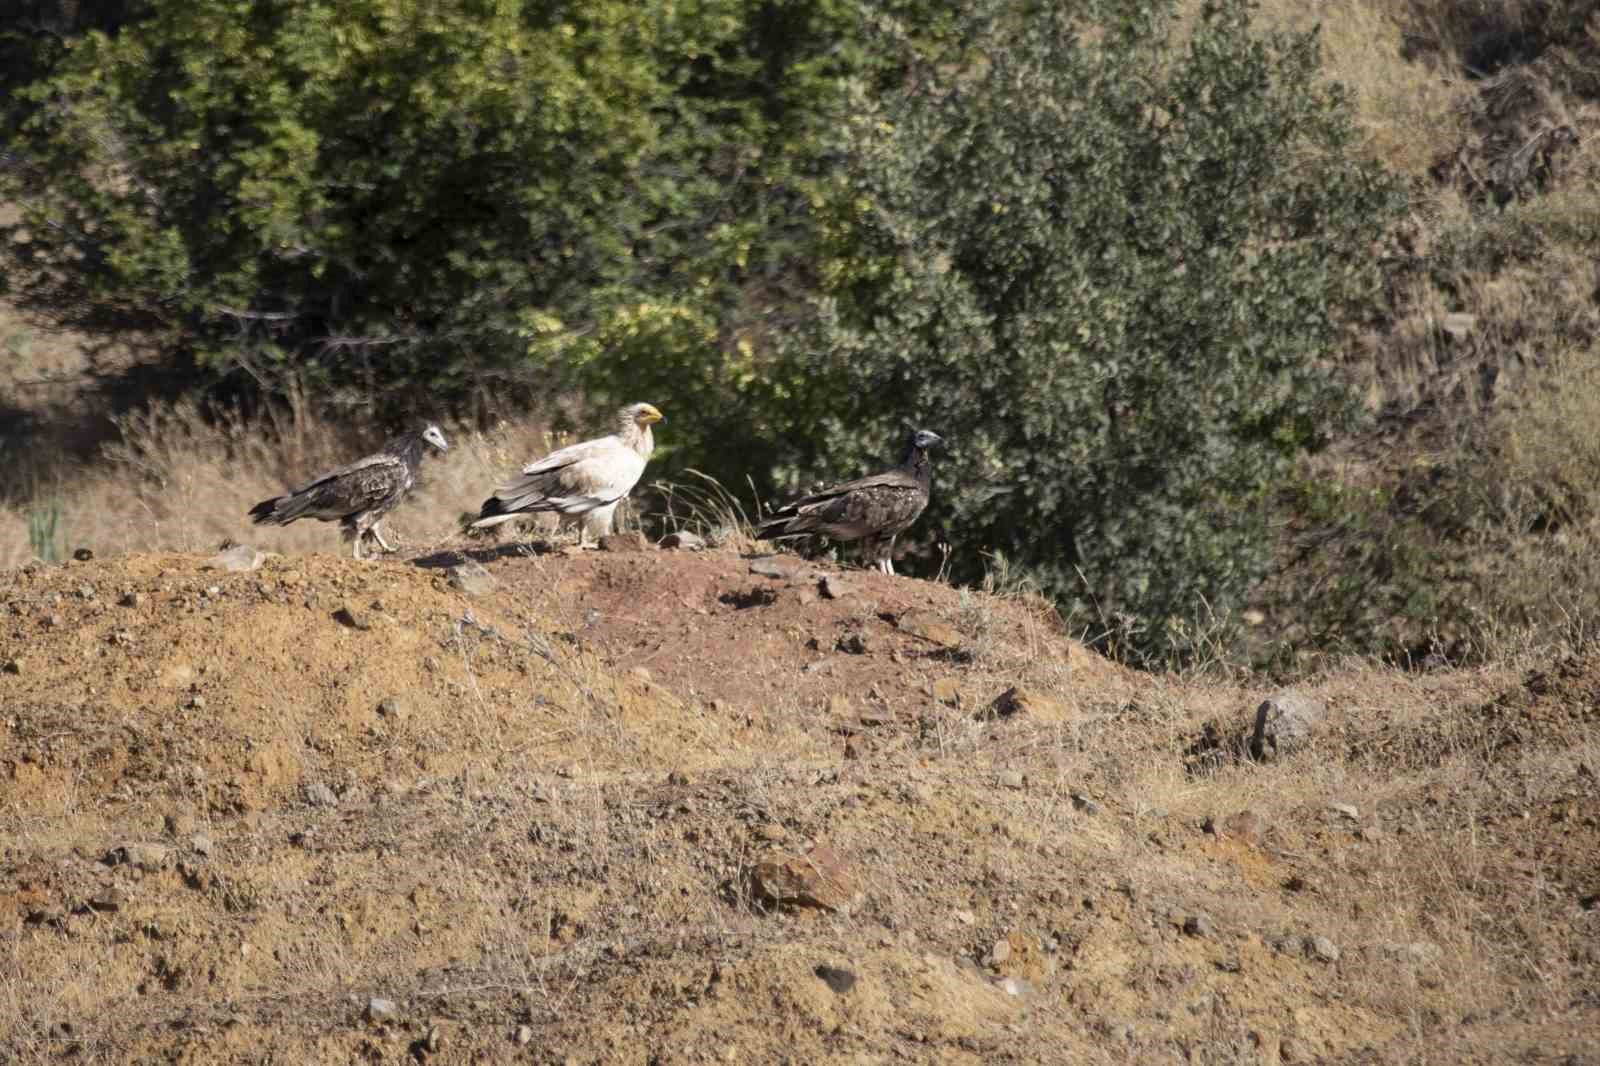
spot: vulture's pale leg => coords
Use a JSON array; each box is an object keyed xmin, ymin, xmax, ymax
[
  {"xmin": 352, "ymin": 536, "xmax": 364, "ymax": 561},
  {"xmin": 371, "ymin": 523, "xmax": 396, "ymax": 553}
]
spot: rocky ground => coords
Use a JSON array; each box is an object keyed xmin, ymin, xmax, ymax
[{"xmin": 2, "ymin": 538, "xmax": 1597, "ymax": 1064}]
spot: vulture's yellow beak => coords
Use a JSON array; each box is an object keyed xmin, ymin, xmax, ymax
[{"xmin": 638, "ymin": 404, "xmax": 665, "ymax": 425}]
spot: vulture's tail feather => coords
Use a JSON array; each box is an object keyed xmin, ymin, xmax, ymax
[
  {"xmin": 466, "ymin": 497, "xmax": 523, "ymax": 531},
  {"xmin": 249, "ymin": 495, "xmax": 289, "ymax": 526}
]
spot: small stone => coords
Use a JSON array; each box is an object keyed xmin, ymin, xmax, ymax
[
  {"xmin": 1221, "ymin": 810, "xmax": 1266, "ymax": 846},
  {"xmin": 190, "ymin": 834, "xmax": 215, "ymax": 857},
  {"xmin": 447, "ymin": 561, "xmax": 497, "ymax": 597},
  {"xmin": 988, "ymin": 939, "xmax": 1012, "ymax": 965},
  {"xmin": 377, "ymin": 697, "xmax": 406, "ymax": 721},
  {"xmin": 1441, "ymin": 311, "xmax": 1476, "ymax": 339},
  {"xmin": 184, "ymin": 695, "xmax": 207, "ymax": 711},
  {"xmin": 814, "ymin": 965, "xmax": 857, "ymax": 994},
  {"xmin": 333, "ymin": 605, "xmax": 370, "ymax": 630},
  {"xmin": 836, "ymin": 633, "xmax": 869, "ymax": 655},
  {"xmin": 204, "ymin": 544, "xmax": 270, "ymax": 573},
  {"xmin": 749, "ymin": 557, "xmax": 799, "ymax": 579},
  {"xmin": 953, "ymin": 909, "xmax": 976, "ymax": 926},
  {"xmin": 425, "ymin": 1025, "xmax": 441, "ymax": 1053},
  {"xmin": 2, "ymin": 658, "xmax": 19, "ymax": 675},
  {"xmin": 897, "ymin": 610, "xmax": 962, "ymax": 649},
  {"xmin": 1070, "ymin": 793, "xmax": 1101, "ymax": 815},
  {"xmin": 752, "ymin": 845, "xmax": 861, "ymax": 913},
  {"xmin": 986, "ymin": 686, "xmax": 1068, "ymax": 723},
  {"xmin": 119, "ymin": 591, "xmax": 143, "ymax": 608},
  {"xmin": 994, "ymin": 976, "xmax": 1031, "ymax": 998},
  {"xmin": 516, "ymin": 1026, "xmax": 534, "ymax": 1045},
  {"xmin": 1327, "ymin": 803, "xmax": 1359, "ymax": 820},
  {"xmin": 1183, "ymin": 914, "xmax": 1216, "ymax": 938},
  {"xmin": 88, "ymin": 885, "xmax": 126, "ymax": 911},
  {"xmin": 77, "ymin": 585, "xmax": 96, "ymax": 600},
  {"xmin": 818, "ymin": 574, "xmax": 848, "ymax": 600},
  {"xmin": 106, "ymin": 843, "xmax": 172, "ymax": 872},
  {"xmin": 304, "ymin": 782, "xmax": 339, "ymax": 808},
  {"xmin": 659, "ymin": 531, "xmax": 705, "ymax": 551},
  {"xmin": 73, "ymin": 547, "xmax": 94, "ymax": 562},
  {"xmin": 666, "ymin": 769, "xmax": 690, "ymax": 787},
  {"xmin": 1306, "ymin": 935, "xmax": 1341, "ymax": 963},
  {"xmin": 599, "ymin": 531, "xmax": 649, "ymax": 552},
  {"xmin": 365, "ymin": 997, "xmax": 398, "ymax": 1022},
  {"xmin": 1249, "ymin": 691, "xmax": 1325, "ymax": 761},
  {"xmin": 997, "ymin": 771, "xmax": 1026, "ymax": 790},
  {"xmin": 1376, "ymin": 940, "xmax": 1439, "ymax": 964}
]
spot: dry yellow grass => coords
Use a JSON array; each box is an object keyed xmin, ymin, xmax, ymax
[
  {"xmin": 0, "ymin": 401, "xmax": 575, "ymax": 569},
  {"xmin": 1250, "ymin": 0, "xmax": 1476, "ymax": 174}
]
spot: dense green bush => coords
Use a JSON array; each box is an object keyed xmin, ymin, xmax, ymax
[
  {"xmin": 775, "ymin": 0, "xmax": 1403, "ymax": 662},
  {"xmin": 0, "ymin": 0, "xmax": 899, "ymax": 424}
]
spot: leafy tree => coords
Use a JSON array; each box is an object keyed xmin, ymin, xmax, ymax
[
  {"xmin": 0, "ymin": 0, "xmax": 915, "ymax": 437},
  {"xmin": 776, "ymin": 0, "xmax": 1403, "ymax": 663}
]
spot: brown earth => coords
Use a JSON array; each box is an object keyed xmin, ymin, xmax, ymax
[{"xmin": 2, "ymin": 542, "xmax": 1597, "ymax": 1064}]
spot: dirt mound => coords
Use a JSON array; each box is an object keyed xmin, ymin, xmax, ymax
[{"xmin": 3, "ymin": 546, "xmax": 1597, "ymax": 1064}]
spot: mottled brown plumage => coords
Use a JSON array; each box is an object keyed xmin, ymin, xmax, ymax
[
  {"xmin": 756, "ymin": 429, "xmax": 942, "ymax": 575},
  {"xmin": 248, "ymin": 424, "xmax": 449, "ymax": 559}
]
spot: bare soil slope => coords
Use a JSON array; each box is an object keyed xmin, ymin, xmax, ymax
[{"xmin": 2, "ymin": 544, "xmax": 1597, "ymax": 1064}]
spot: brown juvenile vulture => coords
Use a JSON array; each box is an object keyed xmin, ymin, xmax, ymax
[
  {"xmin": 248, "ymin": 424, "xmax": 449, "ymax": 559},
  {"xmin": 468, "ymin": 402, "xmax": 664, "ymax": 547},
  {"xmin": 756, "ymin": 428, "xmax": 943, "ymax": 575}
]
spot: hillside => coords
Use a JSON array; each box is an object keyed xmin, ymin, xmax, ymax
[{"xmin": 3, "ymin": 542, "xmax": 1596, "ymax": 1063}]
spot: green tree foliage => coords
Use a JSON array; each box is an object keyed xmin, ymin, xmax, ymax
[
  {"xmin": 776, "ymin": 0, "xmax": 1403, "ymax": 662},
  {"xmin": 0, "ymin": 0, "xmax": 903, "ymax": 431}
]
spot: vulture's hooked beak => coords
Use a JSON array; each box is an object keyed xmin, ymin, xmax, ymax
[{"xmin": 640, "ymin": 405, "xmax": 666, "ymax": 425}]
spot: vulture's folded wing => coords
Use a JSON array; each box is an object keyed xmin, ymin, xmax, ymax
[
  {"xmin": 759, "ymin": 470, "xmax": 926, "ymax": 541},
  {"xmin": 291, "ymin": 455, "xmax": 410, "ymax": 520},
  {"xmin": 489, "ymin": 436, "xmax": 648, "ymax": 516}
]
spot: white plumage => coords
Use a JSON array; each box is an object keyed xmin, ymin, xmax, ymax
[{"xmin": 469, "ymin": 402, "xmax": 663, "ymax": 546}]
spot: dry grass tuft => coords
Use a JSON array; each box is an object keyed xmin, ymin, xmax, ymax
[
  {"xmin": 0, "ymin": 402, "xmax": 561, "ymax": 567},
  {"xmin": 647, "ymin": 469, "xmax": 764, "ymax": 553}
]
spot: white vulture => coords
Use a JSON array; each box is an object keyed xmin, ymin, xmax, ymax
[
  {"xmin": 248, "ymin": 424, "xmax": 450, "ymax": 559},
  {"xmin": 468, "ymin": 402, "xmax": 664, "ymax": 546}
]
